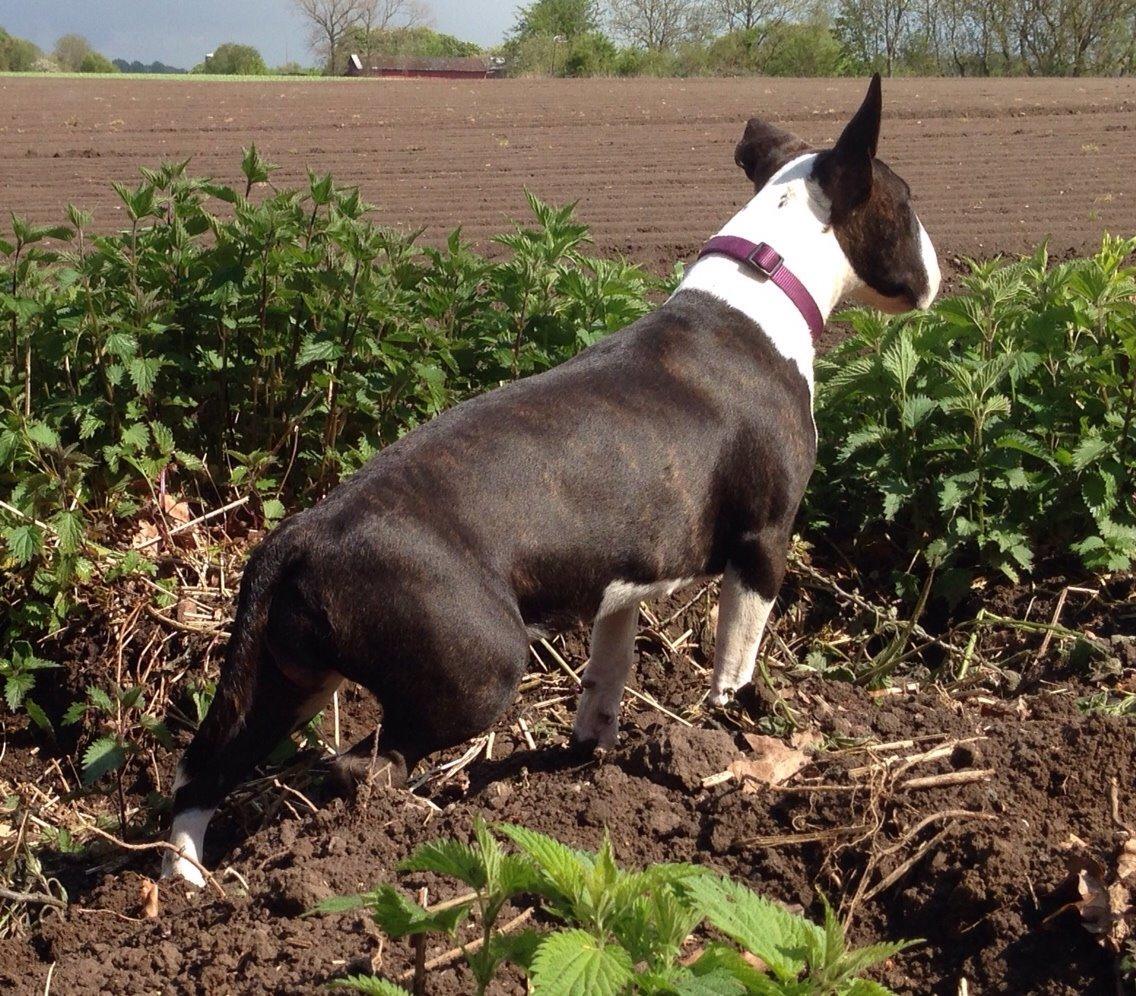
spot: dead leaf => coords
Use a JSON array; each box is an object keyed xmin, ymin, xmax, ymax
[
  {"xmin": 740, "ymin": 949, "xmax": 770, "ymax": 973},
  {"xmin": 1061, "ymin": 836, "xmax": 1135, "ymax": 952},
  {"xmin": 139, "ymin": 878, "xmax": 160, "ymax": 918},
  {"xmin": 1074, "ymin": 865, "xmax": 1115, "ymax": 936},
  {"xmin": 159, "ymin": 493, "xmax": 192, "ymax": 524},
  {"xmin": 1116, "ymin": 838, "xmax": 1136, "ymax": 882},
  {"xmin": 728, "ymin": 735, "xmax": 812, "ymax": 793},
  {"xmin": 130, "ymin": 519, "xmax": 161, "ymax": 550}
]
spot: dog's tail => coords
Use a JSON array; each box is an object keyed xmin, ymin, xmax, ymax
[
  {"xmin": 164, "ymin": 519, "xmax": 309, "ymax": 882},
  {"xmin": 192, "ymin": 524, "xmax": 300, "ymax": 753}
]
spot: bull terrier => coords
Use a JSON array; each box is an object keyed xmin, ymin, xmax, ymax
[{"xmin": 165, "ymin": 75, "xmax": 940, "ymax": 885}]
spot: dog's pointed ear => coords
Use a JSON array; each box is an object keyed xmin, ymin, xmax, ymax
[
  {"xmin": 814, "ymin": 74, "xmax": 882, "ymax": 219},
  {"xmin": 734, "ymin": 119, "xmax": 812, "ymax": 191}
]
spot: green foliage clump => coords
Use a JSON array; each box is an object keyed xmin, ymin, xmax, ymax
[
  {"xmin": 505, "ymin": 0, "xmax": 618, "ymax": 77},
  {"xmin": 193, "ymin": 43, "xmax": 268, "ymax": 75},
  {"xmin": 0, "ymin": 152, "xmax": 657, "ymax": 680},
  {"xmin": 77, "ymin": 51, "xmax": 119, "ymax": 74},
  {"xmin": 511, "ymin": 0, "xmax": 603, "ymax": 43},
  {"xmin": 811, "ymin": 238, "xmax": 1136, "ymax": 595},
  {"xmin": 314, "ymin": 819, "xmax": 912, "ymax": 995},
  {"xmin": 0, "ymin": 26, "xmax": 41, "ymax": 71},
  {"xmin": 347, "ymin": 26, "xmax": 482, "ymax": 59}
]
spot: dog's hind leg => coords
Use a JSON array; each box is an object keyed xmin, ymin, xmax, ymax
[
  {"xmin": 709, "ymin": 527, "xmax": 790, "ymax": 706},
  {"xmin": 571, "ymin": 603, "xmax": 639, "ymax": 752},
  {"xmin": 333, "ymin": 587, "xmax": 532, "ymax": 789}
]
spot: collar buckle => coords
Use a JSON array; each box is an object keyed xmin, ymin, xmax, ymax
[{"xmin": 746, "ymin": 242, "xmax": 784, "ymax": 278}]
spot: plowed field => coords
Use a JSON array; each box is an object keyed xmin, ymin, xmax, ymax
[{"xmin": 2, "ymin": 76, "xmax": 1134, "ymax": 269}]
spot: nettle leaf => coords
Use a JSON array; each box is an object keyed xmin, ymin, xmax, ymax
[
  {"xmin": 307, "ymin": 892, "xmax": 382, "ymax": 916},
  {"xmin": 82, "ymin": 736, "xmax": 126, "ymax": 785},
  {"xmin": 23, "ymin": 698, "xmax": 54, "ymax": 736},
  {"xmin": 120, "ymin": 423, "xmax": 149, "ymax": 451},
  {"xmin": 139, "ymin": 714, "xmax": 174, "ymax": 749},
  {"xmin": 365, "ymin": 884, "xmax": 468, "ymax": 939},
  {"xmin": 87, "ymin": 685, "xmax": 115, "ymax": 713},
  {"xmin": 682, "ymin": 874, "xmax": 821, "ymax": 983},
  {"xmin": 297, "ymin": 335, "xmax": 343, "ymax": 365},
  {"xmin": 261, "ymin": 498, "xmax": 286, "ymax": 522},
  {"xmin": 104, "ymin": 331, "xmax": 138, "ymax": 359},
  {"xmin": 900, "ymin": 393, "xmax": 936, "ymax": 429},
  {"xmin": 882, "ymin": 490, "xmax": 906, "ymax": 522},
  {"xmin": 398, "ymin": 838, "xmax": 487, "ymax": 890},
  {"xmin": 529, "ymin": 930, "xmax": 634, "ymax": 996},
  {"xmin": 79, "ymin": 411, "xmax": 105, "ymax": 440},
  {"xmin": 25, "ymin": 422, "xmax": 61, "ymax": 449},
  {"xmin": 62, "ymin": 701, "xmax": 87, "ymax": 726},
  {"xmin": 1083, "ymin": 470, "xmax": 1119, "ymax": 518},
  {"xmin": 497, "ymin": 823, "xmax": 591, "ymax": 905},
  {"xmin": 329, "ymin": 975, "xmax": 412, "ymax": 995},
  {"xmin": 4, "ymin": 524, "xmax": 43, "ymax": 565},
  {"xmin": 840, "ymin": 979, "xmax": 897, "ymax": 996},
  {"xmin": 881, "ymin": 333, "xmax": 918, "ymax": 391},
  {"xmin": 838, "ymin": 425, "xmax": 888, "ymax": 461},
  {"xmin": 52, "ymin": 510, "xmax": 84, "ymax": 554},
  {"xmin": 489, "ymin": 928, "xmax": 543, "ymax": 972},
  {"xmin": 150, "ymin": 421, "xmax": 175, "ymax": 455},
  {"xmin": 5, "ymin": 671, "xmax": 35, "ymax": 710},
  {"xmin": 670, "ymin": 966, "xmax": 749, "ymax": 995},
  {"xmin": 128, "ymin": 356, "xmax": 163, "ymax": 396},
  {"xmin": 175, "ymin": 450, "xmax": 205, "ymax": 472}
]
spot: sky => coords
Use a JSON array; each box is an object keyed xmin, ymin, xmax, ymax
[{"xmin": 0, "ymin": 0, "xmax": 516, "ymax": 69}]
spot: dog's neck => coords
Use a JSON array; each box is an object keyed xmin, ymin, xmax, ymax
[{"xmin": 674, "ymin": 154, "xmax": 857, "ymax": 392}]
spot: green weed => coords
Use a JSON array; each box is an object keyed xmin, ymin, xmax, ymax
[
  {"xmin": 811, "ymin": 238, "xmax": 1136, "ymax": 601},
  {"xmin": 313, "ymin": 820, "xmax": 913, "ymax": 995}
]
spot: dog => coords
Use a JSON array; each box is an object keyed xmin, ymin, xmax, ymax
[{"xmin": 164, "ymin": 75, "xmax": 940, "ymax": 885}]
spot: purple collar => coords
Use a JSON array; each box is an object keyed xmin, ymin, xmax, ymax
[{"xmin": 697, "ymin": 236, "xmax": 824, "ymax": 342}]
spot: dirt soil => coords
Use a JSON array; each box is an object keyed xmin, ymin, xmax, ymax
[
  {"xmin": 2, "ymin": 76, "xmax": 1134, "ymax": 273},
  {"xmin": 2, "ymin": 615, "xmax": 1133, "ymax": 995}
]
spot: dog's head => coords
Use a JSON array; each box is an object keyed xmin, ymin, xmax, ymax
[{"xmin": 735, "ymin": 75, "xmax": 940, "ymax": 313}]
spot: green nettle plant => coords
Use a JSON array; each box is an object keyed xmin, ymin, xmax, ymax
[
  {"xmin": 313, "ymin": 821, "xmax": 912, "ymax": 995},
  {"xmin": 0, "ymin": 150, "xmax": 658, "ymax": 671},
  {"xmin": 811, "ymin": 237, "xmax": 1136, "ymax": 597}
]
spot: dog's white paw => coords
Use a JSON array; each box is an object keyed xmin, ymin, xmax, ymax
[
  {"xmin": 161, "ymin": 851, "xmax": 206, "ymax": 888},
  {"xmin": 572, "ymin": 697, "xmax": 620, "ymax": 750},
  {"xmin": 708, "ymin": 685, "xmax": 735, "ymax": 708}
]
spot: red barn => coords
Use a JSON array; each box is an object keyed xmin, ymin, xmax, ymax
[{"xmin": 345, "ymin": 54, "xmax": 500, "ymax": 79}]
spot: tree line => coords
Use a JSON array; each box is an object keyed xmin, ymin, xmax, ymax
[
  {"xmin": 500, "ymin": 0, "xmax": 1136, "ymax": 76},
  {"xmin": 5, "ymin": 0, "xmax": 1136, "ymax": 78}
]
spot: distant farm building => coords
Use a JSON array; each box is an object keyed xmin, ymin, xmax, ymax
[{"xmin": 346, "ymin": 54, "xmax": 503, "ymax": 79}]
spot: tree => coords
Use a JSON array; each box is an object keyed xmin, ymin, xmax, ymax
[
  {"xmin": 347, "ymin": 25, "xmax": 480, "ymax": 60},
  {"xmin": 78, "ymin": 52, "xmax": 119, "ymax": 73},
  {"xmin": 194, "ymin": 43, "xmax": 269, "ymax": 74},
  {"xmin": 834, "ymin": 0, "xmax": 911, "ymax": 75},
  {"xmin": 355, "ymin": 0, "xmax": 431, "ymax": 36},
  {"xmin": 512, "ymin": 0, "xmax": 603, "ymax": 40},
  {"xmin": 0, "ymin": 28, "xmax": 41, "ymax": 71},
  {"xmin": 606, "ymin": 0, "xmax": 707, "ymax": 50},
  {"xmin": 711, "ymin": 0, "xmax": 803, "ymax": 37},
  {"xmin": 293, "ymin": 0, "xmax": 430, "ymax": 72},
  {"xmin": 1012, "ymin": 0, "xmax": 1136, "ymax": 75},
  {"xmin": 53, "ymin": 33, "xmax": 94, "ymax": 71}
]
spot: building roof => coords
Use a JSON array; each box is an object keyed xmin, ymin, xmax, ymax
[{"xmin": 349, "ymin": 55, "xmax": 492, "ymax": 74}]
